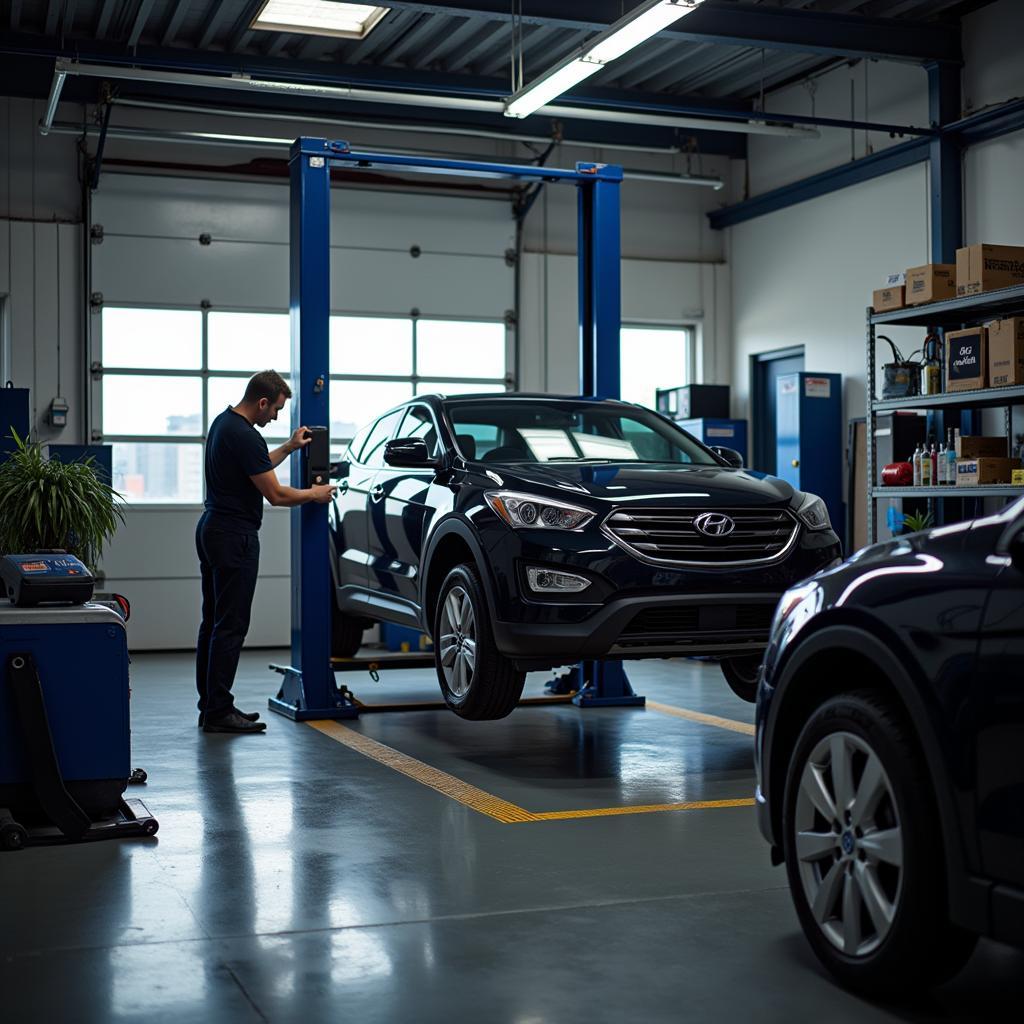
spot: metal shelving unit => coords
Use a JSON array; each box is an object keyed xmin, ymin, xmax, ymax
[{"xmin": 867, "ymin": 284, "xmax": 1024, "ymax": 543}]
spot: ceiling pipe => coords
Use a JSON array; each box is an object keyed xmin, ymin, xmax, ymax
[
  {"xmin": 112, "ymin": 97, "xmax": 692, "ymax": 156},
  {"xmin": 41, "ymin": 59, "xmax": 820, "ymax": 139},
  {"xmin": 46, "ymin": 120, "xmax": 726, "ymax": 188}
]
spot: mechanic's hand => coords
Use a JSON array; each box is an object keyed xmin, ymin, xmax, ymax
[
  {"xmin": 290, "ymin": 426, "xmax": 313, "ymax": 452},
  {"xmin": 311, "ymin": 483, "xmax": 337, "ymax": 504}
]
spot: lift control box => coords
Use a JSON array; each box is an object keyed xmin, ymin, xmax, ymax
[
  {"xmin": 302, "ymin": 425, "xmax": 330, "ymax": 487},
  {"xmin": 0, "ymin": 554, "xmax": 96, "ymax": 607}
]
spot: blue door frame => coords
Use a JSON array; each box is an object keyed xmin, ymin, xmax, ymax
[{"xmin": 270, "ymin": 137, "xmax": 638, "ymax": 720}]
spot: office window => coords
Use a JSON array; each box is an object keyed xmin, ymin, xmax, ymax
[
  {"xmin": 97, "ymin": 308, "xmax": 509, "ymax": 502},
  {"xmin": 619, "ymin": 326, "xmax": 694, "ymax": 411}
]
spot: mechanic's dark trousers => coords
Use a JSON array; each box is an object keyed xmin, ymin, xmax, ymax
[{"xmin": 195, "ymin": 512, "xmax": 260, "ymax": 720}]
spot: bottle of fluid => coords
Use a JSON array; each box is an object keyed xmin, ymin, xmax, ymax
[
  {"xmin": 930, "ymin": 444, "xmax": 939, "ymax": 486},
  {"xmin": 937, "ymin": 442, "xmax": 947, "ymax": 485},
  {"xmin": 946, "ymin": 428, "xmax": 957, "ymax": 485},
  {"xmin": 921, "ymin": 444, "xmax": 933, "ymax": 486},
  {"xmin": 912, "ymin": 444, "xmax": 923, "ymax": 486}
]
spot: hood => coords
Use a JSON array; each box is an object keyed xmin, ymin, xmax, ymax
[{"xmin": 469, "ymin": 461, "xmax": 797, "ymax": 507}]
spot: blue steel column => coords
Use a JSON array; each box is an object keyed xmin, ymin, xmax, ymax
[
  {"xmin": 573, "ymin": 163, "xmax": 643, "ymax": 708},
  {"xmin": 927, "ymin": 62, "xmax": 962, "ymax": 263},
  {"xmin": 578, "ymin": 165, "xmax": 624, "ymax": 399},
  {"xmin": 270, "ymin": 137, "xmax": 349, "ymax": 720}
]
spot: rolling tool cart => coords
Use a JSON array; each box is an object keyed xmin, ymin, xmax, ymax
[{"xmin": 0, "ymin": 553, "xmax": 157, "ymax": 851}]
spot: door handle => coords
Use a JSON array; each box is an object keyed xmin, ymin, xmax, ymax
[
  {"xmin": 371, "ymin": 484, "xmax": 385, "ymax": 502},
  {"xmin": 791, "ymin": 459, "xmax": 800, "ymax": 468}
]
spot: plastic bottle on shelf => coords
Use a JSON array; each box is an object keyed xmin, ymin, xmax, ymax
[
  {"xmin": 938, "ymin": 441, "xmax": 947, "ymax": 485},
  {"xmin": 913, "ymin": 444, "xmax": 923, "ymax": 486},
  {"xmin": 930, "ymin": 444, "xmax": 939, "ymax": 486},
  {"xmin": 946, "ymin": 428, "xmax": 957, "ymax": 485}
]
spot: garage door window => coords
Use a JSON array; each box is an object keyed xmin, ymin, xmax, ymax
[
  {"xmin": 620, "ymin": 325, "xmax": 694, "ymax": 411},
  {"xmin": 96, "ymin": 308, "xmax": 509, "ymax": 504}
]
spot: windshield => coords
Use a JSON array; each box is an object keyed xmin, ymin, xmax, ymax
[{"xmin": 444, "ymin": 400, "xmax": 720, "ymax": 466}]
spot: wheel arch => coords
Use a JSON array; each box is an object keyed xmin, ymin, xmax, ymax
[
  {"xmin": 419, "ymin": 518, "xmax": 498, "ymax": 635},
  {"xmin": 765, "ymin": 620, "xmax": 983, "ymax": 932}
]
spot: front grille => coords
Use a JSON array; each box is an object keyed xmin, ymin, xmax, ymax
[
  {"xmin": 620, "ymin": 603, "xmax": 775, "ymax": 643},
  {"xmin": 603, "ymin": 506, "xmax": 797, "ymax": 566}
]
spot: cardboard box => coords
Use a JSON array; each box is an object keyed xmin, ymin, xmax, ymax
[
  {"xmin": 956, "ymin": 244, "xmax": 1024, "ymax": 296},
  {"xmin": 905, "ymin": 264, "xmax": 956, "ymax": 305},
  {"xmin": 956, "ymin": 435, "xmax": 1008, "ymax": 459},
  {"xmin": 945, "ymin": 326, "xmax": 987, "ymax": 392},
  {"xmin": 987, "ymin": 317, "xmax": 1024, "ymax": 387},
  {"xmin": 872, "ymin": 286, "xmax": 904, "ymax": 312},
  {"xmin": 884, "ymin": 272, "xmax": 906, "ymax": 287},
  {"xmin": 956, "ymin": 457, "xmax": 1021, "ymax": 487}
]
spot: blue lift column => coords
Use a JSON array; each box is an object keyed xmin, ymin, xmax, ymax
[
  {"xmin": 570, "ymin": 164, "xmax": 644, "ymax": 709},
  {"xmin": 270, "ymin": 139, "xmax": 355, "ymax": 720}
]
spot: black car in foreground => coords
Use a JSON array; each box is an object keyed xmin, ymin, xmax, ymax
[
  {"xmin": 755, "ymin": 496, "xmax": 1024, "ymax": 995},
  {"xmin": 330, "ymin": 393, "xmax": 842, "ymax": 719}
]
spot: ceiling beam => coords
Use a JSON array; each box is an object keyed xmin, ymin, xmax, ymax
[
  {"xmin": 380, "ymin": 1, "xmax": 962, "ymax": 64},
  {"xmin": 127, "ymin": 0, "xmax": 156, "ymax": 49}
]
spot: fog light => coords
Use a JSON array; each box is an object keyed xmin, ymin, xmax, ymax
[{"xmin": 526, "ymin": 567, "xmax": 591, "ymax": 593}]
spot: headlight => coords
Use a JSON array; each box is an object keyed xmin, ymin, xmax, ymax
[
  {"xmin": 795, "ymin": 493, "xmax": 831, "ymax": 531},
  {"xmin": 484, "ymin": 491, "xmax": 594, "ymax": 531}
]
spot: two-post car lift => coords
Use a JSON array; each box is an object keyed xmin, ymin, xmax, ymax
[{"xmin": 269, "ymin": 137, "xmax": 643, "ymax": 721}]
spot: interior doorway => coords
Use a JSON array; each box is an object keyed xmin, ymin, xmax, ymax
[{"xmin": 751, "ymin": 346, "xmax": 805, "ymax": 474}]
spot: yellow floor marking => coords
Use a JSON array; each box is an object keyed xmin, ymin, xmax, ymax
[
  {"xmin": 646, "ymin": 700, "xmax": 755, "ymax": 737},
  {"xmin": 529, "ymin": 798, "xmax": 755, "ymax": 821},
  {"xmin": 309, "ymin": 721, "xmax": 753, "ymax": 824}
]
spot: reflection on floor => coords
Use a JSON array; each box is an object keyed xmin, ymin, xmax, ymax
[{"xmin": 1, "ymin": 651, "xmax": 1021, "ymax": 1023}]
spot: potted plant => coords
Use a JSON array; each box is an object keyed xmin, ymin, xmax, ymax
[
  {"xmin": 899, "ymin": 509, "xmax": 934, "ymax": 534},
  {"xmin": 0, "ymin": 430, "xmax": 124, "ymax": 571}
]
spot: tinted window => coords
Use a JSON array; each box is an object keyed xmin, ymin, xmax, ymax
[
  {"xmin": 397, "ymin": 405, "xmax": 439, "ymax": 457},
  {"xmin": 359, "ymin": 409, "xmax": 405, "ymax": 469},
  {"xmin": 445, "ymin": 400, "xmax": 717, "ymax": 466}
]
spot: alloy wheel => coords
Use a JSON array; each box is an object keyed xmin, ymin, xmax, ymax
[
  {"xmin": 438, "ymin": 585, "xmax": 477, "ymax": 698},
  {"xmin": 793, "ymin": 730, "xmax": 904, "ymax": 957}
]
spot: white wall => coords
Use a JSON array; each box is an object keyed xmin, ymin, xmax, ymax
[{"xmin": 728, "ymin": 0, "xmax": 1024, "ymax": 489}]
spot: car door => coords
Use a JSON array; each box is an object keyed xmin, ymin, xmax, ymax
[
  {"xmin": 332, "ymin": 411, "xmax": 403, "ymax": 594},
  {"xmin": 368, "ymin": 404, "xmax": 441, "ymax": 606},
  {"xmin": 973, "ymin": 505, "xmax": 1024, "ymax": 887}
]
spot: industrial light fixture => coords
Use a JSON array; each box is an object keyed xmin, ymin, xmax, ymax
[
  {"xmin": 251, "ymin": 1, "xmax": 389, "ymax": 40},
  {"xmin": 505, "ymin": 0, "xmax": 706, "ymax": 119}
]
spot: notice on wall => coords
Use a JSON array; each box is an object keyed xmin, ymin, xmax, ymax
[{"xmin": 805, "ymin": 376, "xmax": 832, "ymax": 398}]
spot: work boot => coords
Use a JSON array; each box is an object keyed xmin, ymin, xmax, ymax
[
  {"xmin": 203, "ymin": 710, "xmax": 267, "ymax": 734},
  {"xmin": 197, "ymin": 708, "xmax": 261, "ymax": 727}
]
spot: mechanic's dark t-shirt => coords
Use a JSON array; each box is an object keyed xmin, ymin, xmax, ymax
[{"xmin": 204, "ymin": 407, "xmax": 273, "ymax": 532}]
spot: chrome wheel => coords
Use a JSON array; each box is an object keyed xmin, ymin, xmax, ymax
[
  {"xmin": 794, "ymin": 731, "xmax": 904, "ymax": 958},
  {"xmin": 438, "ymin": 585, "xmax": 477, "ymax": 699}
]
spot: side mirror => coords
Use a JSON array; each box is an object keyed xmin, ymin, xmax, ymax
[
  {"xmin": 329, "ymin": 460, "xmax": 350, "ymax": 481},
  {"xmin": 384, "ymin": 437, "xmax": 439, "ymax": 469},
  {"xmin": 711, "ymin": 446, "xmax": 743, "ymax": 469}
]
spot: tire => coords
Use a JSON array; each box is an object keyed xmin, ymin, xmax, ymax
[
  {"xmin": 434, "ymin": 563, "xmax": 526, "ymax": 720},
  {"xmin": 331, "ymin": 601, "xmax": 365, "ymax": 658},
  {"xmin": 781, "ymin": 690, "xmax": 977, "ymax": 996},
  {"xmin": 720, "ymin": 655, "xmax": 761, "ymax": 703},
  {"xmin": 0, "ymin": 822, "xmax": 28, "ymax": 852}
]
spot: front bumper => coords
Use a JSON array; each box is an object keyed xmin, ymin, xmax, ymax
[{"xmin": 476, "ymin": 516, "xmax": 841, "ymax": 669}]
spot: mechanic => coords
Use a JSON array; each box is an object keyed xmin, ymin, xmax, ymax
[{"xmin": 196, "ymin": 369, "xmax": 335, "ymax": 734}]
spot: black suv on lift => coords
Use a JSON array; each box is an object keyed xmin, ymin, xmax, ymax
[{"xmin": 330, "ymin": 394, "xmax": 842, "ymax": 719}]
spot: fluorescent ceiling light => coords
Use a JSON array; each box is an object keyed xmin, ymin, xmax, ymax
[
  {"xmin": 251, "ymin": 1, "xmax": 389, "ymax": 40},
  {"xmin": 505, "ymin": 0, "xmax": 705, "ymax": 119}
]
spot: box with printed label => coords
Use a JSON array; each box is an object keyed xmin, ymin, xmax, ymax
[
  {"xmin": 1013, "ymin": 469, "xmax": 1024, "ymax": 486},
  {"xmin": 872, "ymin": 287, "xmax": 904, "ymax": 312},
  {"xmin": 987, "ymin": 317, "xmax": 1024, "ymax": 387},
  {"xmin": 955, "ymin": 244, "xmax": 1024, "ymax": 296},
  {"xmin": 955, "ymin": 435, "xmax": 1008, "ymax": 459},
  {"xmin": 945, "ymin": 327, "xmax": 987, "ymax": 392},
  {"xmin": 956, "ymin": 458, "xmax": 1021, "ymax": 486},
  {"xmin": 904, "ymin": 264, "xmax": 956, "ymax": 305}
]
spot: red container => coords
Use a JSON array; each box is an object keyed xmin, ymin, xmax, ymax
[{"xmin": 881, "ymin": 462, "xmax": 914, "ymax": 486}]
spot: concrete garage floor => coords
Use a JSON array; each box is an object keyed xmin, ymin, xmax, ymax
[{"xmin": 1, "ymin": 653, "xmax": 1021, "ymax": 1023}]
